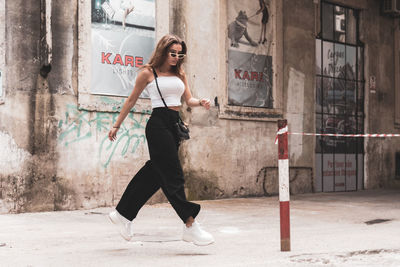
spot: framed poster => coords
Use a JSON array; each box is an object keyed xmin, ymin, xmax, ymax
[
  {"xmin": 90, "ymin": 0, "xmax": 155, "ymax": 97},
  {"xmin": 227, "ymin": 0, "xmax": 273, "ymax": 108}
]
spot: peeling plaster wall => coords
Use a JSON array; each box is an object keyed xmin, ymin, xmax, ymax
[
  {"xmin": 55, "ymin": 94, "xmax": 151, "ymax": 209},
  {"xmin": 282, "ymin": 0, "xmax": 315, "ymax": 190},
  {"xmin": 0, "ymin": 0, "xmax": 317, "ymax": 213},
  {"xmin": 174, "ymin": 0, "xmax": 318, "ymax": 200},
  {"xmin": 177, "ymin": 0, "xmax": 280, "ymax": 200},
  {"xmin": 1, "ymin": 0, "xmax": 399, "ymax": 214},
  {"xmin": 0, "ymin": 131, "xmax": 32, "ymax": 212},
  {"xmin": 48, "ymin": 0, "xmax": 77, "ymax": 95},
  {"xmin": 0, "ymin": 0, "xmax": 154, "ymax": 213},
  {"xmin": 0, "ymin": 132, "xmax": 31, "ymax": 176},
  {"xmin": 360, "ymin": 1, "xmax": 400, "ymax": 189},
  {"xmin": 0, "ymin": 0, "xmax": 41, "ymax": 213}
]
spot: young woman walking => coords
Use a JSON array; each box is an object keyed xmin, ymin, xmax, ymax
[{"xmin": 107, "ymin": 34, "xmax": 214, "ymax": 246}]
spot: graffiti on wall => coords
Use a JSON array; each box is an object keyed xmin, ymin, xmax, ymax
[{"xmin": 58, "ymin": 99, "xmax": 150, "ymax": 168}]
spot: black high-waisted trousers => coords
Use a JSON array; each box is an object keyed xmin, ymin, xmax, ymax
[{"xmin": 116, "ymin": 107, "xmax": 200, "ymax": 223}]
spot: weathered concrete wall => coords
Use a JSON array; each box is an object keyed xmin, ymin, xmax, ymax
[
  {"xmin": 0, "ymin": 0, "xmax": 169, "ymax": 213},
  {"xmin": 176, "ymin": 0, "xmax": 314, "ymax": 199},
  {"xmin": 55, "ymin": 0, "xmax": 156, "ymax": 209},
  {"xmin": 1, "ymin": 0, "xmax": 399, "ymax": 214},
  {"xmin": 55, "ymin": 94, "xmax": 151, "ymax": 209},
  {"xmin": 0, "ymin": 0, "xmax": 84, "ymax": 212},
  {"xmin": 361, "ymin": 0, "xmax": 400, "ymax": 189},
  {"xmin": 176, "ymin": 0, "xmax": 276, "ymax": 199},
  {"xmin": 0, "ymin": 0, "xmax": 42, "ymax": 212},
  {"xmin": 282, "ymin": 0, "xmax": 315, "ymax": 190}
]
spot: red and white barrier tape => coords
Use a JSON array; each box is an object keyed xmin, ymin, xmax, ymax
[
  {"xmin": 276, "ymin": 131, "xmax": 400, "ymax": 144},
  {"xmin": 289, "ymin": 132, "xmax": 400, "ymax": 138}
]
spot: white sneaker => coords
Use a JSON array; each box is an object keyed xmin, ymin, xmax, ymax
[
  {"xmin": 108, "ymin": 210, "xmax": 134, "ymax": 241},
  {"xmin": 182, "ymin": 221, "xmax": 214, "ymax": 246}
]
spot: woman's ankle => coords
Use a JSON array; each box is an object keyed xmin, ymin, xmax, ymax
[{"xmin": 185, "ymin": 216, "xmax": 194, "ymax": 227}]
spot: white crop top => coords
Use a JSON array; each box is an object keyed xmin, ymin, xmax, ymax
[{"xmin": 146, "ymin": 76, "xmax": 185, "ymax": 109}]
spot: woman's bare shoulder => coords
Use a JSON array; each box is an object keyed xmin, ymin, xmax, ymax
[
  {"xmin": 140, "ymin": 66, "xmax": 153, "ymax": 76},
  {"xmin": 137, "ymin": 67, "xmax": 154, "ymax": 82}
]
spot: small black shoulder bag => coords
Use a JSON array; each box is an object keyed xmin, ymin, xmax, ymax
[{"xmin": 152, "ymin": 68, "xmax": 190, "ymax": 141}]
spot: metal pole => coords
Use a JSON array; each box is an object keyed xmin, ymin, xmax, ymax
[{"xmin": 277, "ymin": 119, "xmax": 290, "ymax": 251}]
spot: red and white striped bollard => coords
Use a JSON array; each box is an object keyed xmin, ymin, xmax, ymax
[{"xmin": 277, "ymin": 119, "xmax": 290, "ymax": 251}]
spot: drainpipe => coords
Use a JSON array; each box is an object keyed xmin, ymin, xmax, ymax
[
  {"xmin": 40, "ymin": 0, "xmax": 52, "ymax": 77},
  {"xmin": 31, "ymin": 0, "xmax": 54, "ymax": 156}
]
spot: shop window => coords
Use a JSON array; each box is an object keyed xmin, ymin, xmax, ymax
[{"xmin": 315, "ymin": 1, "xmax": 364, "ymax": 192}]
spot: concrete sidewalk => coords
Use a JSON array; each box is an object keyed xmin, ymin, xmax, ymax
[{"xmin": 0, "ymin": 190, "xmax": 399, "ymax": 267}]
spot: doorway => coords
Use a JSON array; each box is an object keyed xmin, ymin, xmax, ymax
[{"xmin": 315, "ymin": 1, "xmax": 364, "ymax": 192}]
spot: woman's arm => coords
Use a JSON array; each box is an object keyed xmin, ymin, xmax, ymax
[
  {"xmin": 181, "ymin": 72, "xmax": 211, "ymax": 110},
  {"xmin": 108, "ymin": 68, "xmax": 152, "ymax": 141}
]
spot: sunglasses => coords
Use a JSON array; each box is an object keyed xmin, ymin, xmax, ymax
[{"xmin": 169, "ymin": 52, "xmax": 186, "ymax": 59}]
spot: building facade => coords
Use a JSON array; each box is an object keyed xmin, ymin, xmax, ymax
[{"xmin": 0, "ymin": 0, "xmax": 399, "ymax": 213}]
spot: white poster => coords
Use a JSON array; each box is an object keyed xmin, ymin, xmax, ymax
[
  {"xmin": 91, "ymin": 0, "xmax": 155, "ymax": 97},
  {"xmin": 320, "ymin": 153, "xmax": 360, "ymax": 192}
]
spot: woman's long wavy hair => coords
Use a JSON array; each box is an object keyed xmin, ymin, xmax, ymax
[{"xmin": 143, "ymin": 34, "xmax": 187, "ymax": 79}]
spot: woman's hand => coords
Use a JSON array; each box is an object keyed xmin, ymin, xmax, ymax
[
  {"xmin": 200, "ymin": 98, "xmax": 211, "ymax": 110},
  {"xmin": 108, "ymin": 127, "xmax": 119, "ymax": 141}
]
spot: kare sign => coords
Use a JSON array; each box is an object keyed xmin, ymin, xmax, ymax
[{"xmin": 91, "ymin": 0, "xmax": 155, "ymax": 97}]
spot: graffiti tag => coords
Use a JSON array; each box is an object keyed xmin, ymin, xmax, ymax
[{"xmin": 58, "ymin": 102, "xmax": 150, "ymax": 168}]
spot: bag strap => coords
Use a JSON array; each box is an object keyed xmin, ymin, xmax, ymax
[{"xmin": 152, "ymin": 68, "xmax": 168, "ymax": 108}]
